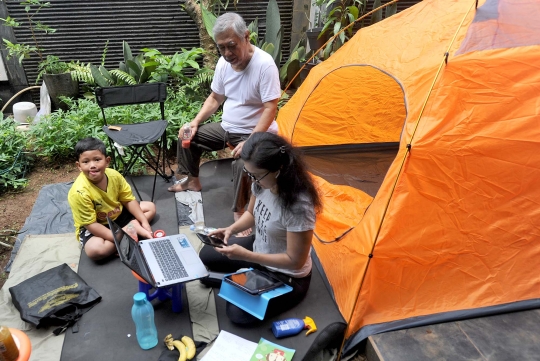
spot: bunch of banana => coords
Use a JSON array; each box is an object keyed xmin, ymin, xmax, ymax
[{"xmin": 164, "ymin": 334, "xmax": 196, "ymax": 361}]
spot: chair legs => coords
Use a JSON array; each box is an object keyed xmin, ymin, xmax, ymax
[{"xmin": 106, "ymin": 134, "xmax": 173, "ymax": 202}]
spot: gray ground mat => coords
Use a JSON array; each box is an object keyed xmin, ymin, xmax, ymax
[
  {"xmin": 7, "ymin": 182, "xmax": 75, "ymax": 271},
  {"xmin": 199, "ymin": 159, "xmax": 235, "ymax": 228}
]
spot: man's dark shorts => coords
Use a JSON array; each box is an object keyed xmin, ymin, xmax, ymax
[{"xmin": 78, "ymin": 207, "xmax": 135, "ymax": 245}]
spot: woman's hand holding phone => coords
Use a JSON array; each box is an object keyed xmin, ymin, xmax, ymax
[
  {"xmin": 207, "ymin": 227, "xmax": 233, "ymax": 245},
  {"xmin": 196, "ymin": 233, "xmax": 226, "ymax": 248}
]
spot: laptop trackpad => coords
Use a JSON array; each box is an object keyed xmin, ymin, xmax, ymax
[{"xmin": 179, "ymin": 250, "xmax": 199, "ymax": 265}]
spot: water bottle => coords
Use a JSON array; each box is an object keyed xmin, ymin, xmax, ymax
[
  {"xmin": 181, "ymin": 124, "xmax": 192, "ymax": 149},
  {"xmin": 190, "ymin": 224, "xmax": 217, "ymax": 235},
  {"xmin": 131, "ymin": 292, "xmax": 158, "ymax": 350}
]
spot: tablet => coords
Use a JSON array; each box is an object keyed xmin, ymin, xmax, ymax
[
  {"xmin": 196, "ymin": 233, "xmax": 226, "ymax": 248},
  {"xmin": 223, "ymin": 269, "xmax": 284, "ymax": 295}
]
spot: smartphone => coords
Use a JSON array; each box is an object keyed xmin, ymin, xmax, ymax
[
  {"xmin": 223, "ymin": 269, "xmax": 284, "ymax": 295},
  {"xmin": 196, "ymin": 233, "xmax": 226, "ymax": 248}
]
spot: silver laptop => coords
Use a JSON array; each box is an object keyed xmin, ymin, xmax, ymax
[{"xmin": 107, "ymin": 217, "xmax": 209, "ymax": 288}]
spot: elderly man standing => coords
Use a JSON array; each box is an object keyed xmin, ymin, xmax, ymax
[{"xmin": 168, "ymin": 12, "xmax": 281, "ymax": 224}]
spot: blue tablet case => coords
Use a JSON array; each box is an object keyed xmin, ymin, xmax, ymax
[{"xmin": 218, "ymin": 269, "xmax": 293, "ymax": 320}]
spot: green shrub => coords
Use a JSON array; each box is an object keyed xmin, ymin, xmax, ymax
[
  {"xmin": 28, "ymin": 97, "xmax": 105, "ymax": 161},
  {"xmin": 0, "ymin": 117, "xmax": 29, "ymax": 192},
  {"xmin": 27, "ymin": 87, "xmax": 220, "ymax": 171}
]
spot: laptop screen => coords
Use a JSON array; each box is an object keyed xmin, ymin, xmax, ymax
[
  {"xmin": 107, "ymin": 216, "xmax": 154, "ymax": 286},
  {"xmin": 109, "ymin": 218, "xmax": 132, "ymax": 257}
]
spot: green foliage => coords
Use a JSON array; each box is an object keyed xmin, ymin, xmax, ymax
[
  {"xmin": 68, "ymin": 60, "xmax": 94, "ymax": 84},
  {"xmin": 27, "ymin": 98, "xmax": 105, "ymax": 161},
  {"xmin": 0, "ymin": 1, "xmax": 56, "ymax": 64},
  {"xmin": 277, "ymin": 92, "xmax": 290, "ymax": 109},
  {"xmin": 245, "ymin": 1, "xmax": 283, "ymax": 68},
  {"xmin": 141, "ymin": 47, "xmax": 205, "ymax": 86},
  {"xmin": 90, "ymin": 65, "xmax": 114, "ymax": 87},
  {"xmin": 0, "ymin": 117, "xmax": 30, "ymax": 192},
  {"xmin": 247, "ymin": 18, "xmax": 259, "ymax": 44},
  {"xmin": 26, "ymin": 86, "xmax": 220, "ymax": 172},
  {"xmin": 279, "ymin": 38, "xmax": 312, "ymax": 88},
  {"xmin": 313, "ymin": 0, "xmax": 397, "ymax": 59},
  {"xmin": 319, "ymin": 0, "xmax": 365, "ymax": 58},
  {"xmin": 261, "ymin": 0, "xmax": 283, "ymax": 65},
  {"xmin": 84, "ymin": 42, "xmax": 205, "ymax": 92},
  {"xmin": 2, "ymin": 39, "xmax": 38, "ymax": 64},
  {"xmin": 36, "ymin": 55, "xmax": 70, "ymax": 82},
  {"xmin": 201, "ymin": 4, "xmax": 217, "ymax": 42}
]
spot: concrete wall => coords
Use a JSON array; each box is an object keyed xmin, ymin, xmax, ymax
[{"xmin": 290, "ymin": 0, "xmax": 312, "ymax": 51}]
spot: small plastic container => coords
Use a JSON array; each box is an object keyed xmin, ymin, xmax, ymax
[
  {"xmin": 131, "ymin": 292, "xmax": 158, "ymax": 350},
  {"xmin": 12, "ymin": 102, "xmax": 37, "ymax": 124},
  {"xmin": 181, "ymin": 125, "xmax": 192, "ymax": 149},
  {"xmin": 153, "ymin": 230, "xmax": 166, "ymax": 238}
]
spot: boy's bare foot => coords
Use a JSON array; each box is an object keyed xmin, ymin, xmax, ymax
[
  {"xmin": 234, "ymin": 211, "xmax": 252, "ymax": 237},
  {"xmin": 167, "ymin": 176, "xmax": 202, "ymax": 192},
  {"xmin": 124, "ymin": 222, "xmax": 139, "ymax": 242}
]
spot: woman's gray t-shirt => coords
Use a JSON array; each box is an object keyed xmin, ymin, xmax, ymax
[{"xmin": 251, "ymin": 184, "xmax": 315, "ymax": 277}]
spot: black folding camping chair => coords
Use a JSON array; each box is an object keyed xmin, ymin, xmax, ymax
[{"xmin": 95, "ymin": 83, "xmax": 173, "ymax": 202}]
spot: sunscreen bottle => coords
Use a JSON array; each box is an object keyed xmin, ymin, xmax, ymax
[{"xmin": 271, "ymin": 316, "xmax": 317, "ymax": 338}]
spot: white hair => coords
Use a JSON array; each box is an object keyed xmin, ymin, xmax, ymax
[{"xmin": 213, "ymin": 12, "xmax": 248, "ymax": 39}]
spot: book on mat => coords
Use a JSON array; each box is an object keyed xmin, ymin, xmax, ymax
[{"xmin": 250, "ymin": 338, "xmax": 295, "ymax": 361}]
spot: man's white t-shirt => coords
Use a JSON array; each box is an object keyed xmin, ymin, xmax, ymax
[{"xmin": 211, "ymin": 46, "xmax": 281, "ymax": 134}]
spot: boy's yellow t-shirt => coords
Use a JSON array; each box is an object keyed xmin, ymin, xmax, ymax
[{"xmin": 68, "ymin": 168, "xmax": 136, "ymax": 238}]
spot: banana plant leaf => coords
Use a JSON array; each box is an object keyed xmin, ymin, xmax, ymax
[{"xmin": 202, "ymin": 5, "xmax": 217, "ymax": 41}]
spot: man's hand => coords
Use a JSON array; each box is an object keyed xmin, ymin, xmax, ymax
[
  {"xmin": 231, "ymin": 140, "xmax": 246, "ymax": 159},
  {"xmin": 178, "ymin": 122, "xmax": 199, "ymax": 140}
]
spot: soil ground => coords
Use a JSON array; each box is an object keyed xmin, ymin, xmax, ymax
[{"xmin": 0, "ymin": 162, "xmax": 80, "ymax": 289}]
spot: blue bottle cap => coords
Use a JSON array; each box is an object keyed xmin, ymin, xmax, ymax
[{"xmin": 133, "ymin": 292, "xmax": 147, "ymax": 302}]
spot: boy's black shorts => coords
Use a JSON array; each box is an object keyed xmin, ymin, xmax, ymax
[{"xmin": 78, "ymin": 207, "xmax": 135, "ymax": 245}]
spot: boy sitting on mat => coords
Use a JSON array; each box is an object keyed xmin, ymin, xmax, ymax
[{"xmin": 68, "ymin": 137, "xmax": 155, "ymax": 260}]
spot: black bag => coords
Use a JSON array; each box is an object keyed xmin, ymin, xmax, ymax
[{"xmin": 9, "ymin": 263, "xmax": 101, "ymax": 335}]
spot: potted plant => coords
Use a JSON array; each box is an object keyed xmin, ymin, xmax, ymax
[
  {"xmin": 37, "ymin": 56, "xmax": 79, "ymax": 111},
  {"xmin": 1, "ymin": 0, "xmax": 79, "ymax": 110},
  {"xmin": 306, "ymin": 0, "xmax": 335, "ymax": 58}
]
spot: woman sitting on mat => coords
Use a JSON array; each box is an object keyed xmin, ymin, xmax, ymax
[{"xmin": 200, "ymin": 131, "xmax": 321, "ymax": 324}]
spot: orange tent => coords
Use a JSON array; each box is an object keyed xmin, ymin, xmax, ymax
[{"xmin": 277, "ymin": 0, "xmax": 540, "ymax": 354}]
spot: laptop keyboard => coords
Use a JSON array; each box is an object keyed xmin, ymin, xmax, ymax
[{"xmin": 149, "ymin": 240, "xmax": 189, "ymax": 281}]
